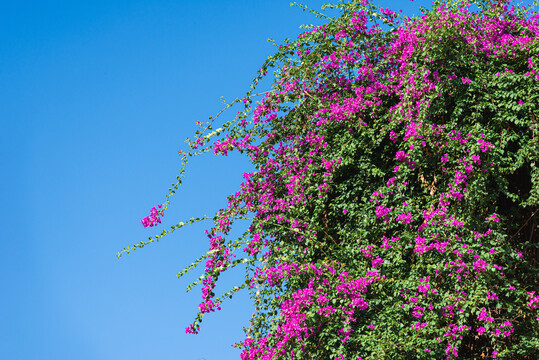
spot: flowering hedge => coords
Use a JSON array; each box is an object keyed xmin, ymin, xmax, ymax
[{"xmin": 123, "ymin": 0, "xmax": 539, "ymax": 358}]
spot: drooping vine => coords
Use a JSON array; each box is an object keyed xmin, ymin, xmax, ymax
[{"xmin": 122, "ymin": 0, "xmax": 539, "ymax": 358}]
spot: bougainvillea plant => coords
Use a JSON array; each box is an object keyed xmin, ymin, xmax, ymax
[{"xmin": 120, "ymin": 0, "xmax": 539, "ymax": 358}]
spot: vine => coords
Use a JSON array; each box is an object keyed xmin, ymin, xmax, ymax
[{"xmin": 123, "ymin": 0, "xmax": 539, "ymax": 358}]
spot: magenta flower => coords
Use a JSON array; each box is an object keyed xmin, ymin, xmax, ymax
[
  {"xmin": 371, "ymin": 256, "xmax": 384, "ymax": 268},
  {"xmin": 477, "ymin": 308, "xmax": 494, "ymax": 323},
  {"xmin": 396, "ymin": 150, "xmax": 408, "ymax": 161},
  {"xmin": 375, "ymin": 205, "xmax": 392, "ymax": 220},
  {"xmin": 141, "ymin": 204, "xmax": 164, "ymax": 227}
]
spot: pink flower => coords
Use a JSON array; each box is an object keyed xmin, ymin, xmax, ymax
[
  {"xmin": 418, "ymin": 283, "xmax": 430, "ymax": 294},
  {"xmin": 375, "ymin": 205, "xmax": 392, "ymax": 220},
  {"xmin": 141, "ymin": 204, "xmax": 164, "ymax": 227},
  {"xmin": 396, "ymin": 150, "xmax": 408, "ymax": 161},
  {"xmin": 477, "ymin": 308, "xmax": 494, "ymax": 323},
  {"xmin": 478, "ymin": 138, "xmax": 493, "ymax": 153},
  {"xmin": 396, "ymin": 212, "xmax": 413, "ymax": 224},
  {"xmin": 372, "ymin": 256, "xmax": 384, "ymax": 268},
  {"xmin": 528, "ymin": 291, "xmax": 539, "ymax": 309},
  {"xmin": 411, "ymin": 322, "xmax": 427, "ymax": 330},
  {"xmin": 486, "ymin": 214, "xmax": 500, "ymax": 222}
]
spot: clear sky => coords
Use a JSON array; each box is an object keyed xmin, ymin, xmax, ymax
[{"xmin": 1, "ymin": 1, "xmax": 422, "ymax": 359}]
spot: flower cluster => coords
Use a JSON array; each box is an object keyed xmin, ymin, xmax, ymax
[{"xmin": 140, "ymin": 204, "xmax": 163, "ymax": 227}]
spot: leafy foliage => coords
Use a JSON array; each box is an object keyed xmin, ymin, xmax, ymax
[{"xmin": 124, "ymin": 0, "xmax": 539, "ymax": 358}]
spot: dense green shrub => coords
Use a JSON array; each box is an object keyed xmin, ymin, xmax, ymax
[{"xmin": 124, "ymin": 0, "xmax": 539, "ymax": 358}]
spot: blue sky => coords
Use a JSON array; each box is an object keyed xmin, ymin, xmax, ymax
[{"xmin": 0, "ymin": 1, "xmax": 422, "ymax": 359}]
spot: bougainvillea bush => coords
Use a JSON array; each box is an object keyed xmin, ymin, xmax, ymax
[{"xmin": 121, "ymin": 0, "xmax": 539, "ymax": 358}]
